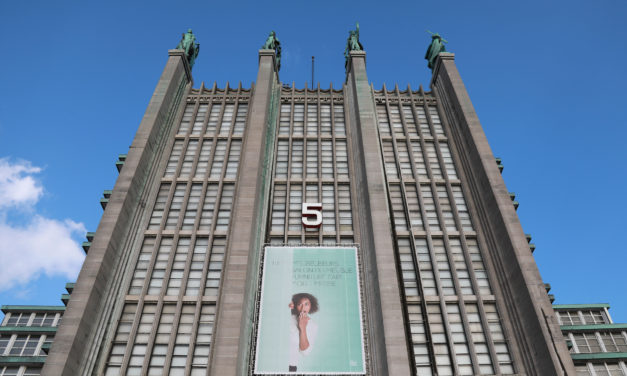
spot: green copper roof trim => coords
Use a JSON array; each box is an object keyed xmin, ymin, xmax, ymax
[
  {"xmin": 571, "ymin": 352, "xmax": 627, "ymax": 361},
  {"xmin": 1, "ymin": 305, "xmax": 65, "ymax": 313},
  {"xmin": 0, "ymin": 356, "xmax": 47, "ymax": 365},
  {"xmin": 561, "ymin": 324, "xmax": 627, "ymax": 331},
  {"xmin": 0, "ymin": 326, "xmax": 57, "ymax": 334},
  {"xmin": 553, "ymin": 303, "xmax": 610, "ymax": 309}
]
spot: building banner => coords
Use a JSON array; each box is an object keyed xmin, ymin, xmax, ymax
[{"xmin": 254, "ymin": 246, "xmax": 366, "ymax": 374}]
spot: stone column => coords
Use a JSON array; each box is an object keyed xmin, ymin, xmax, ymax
[
  {"xmin": 42, "ymin": 50, "xmax": 192, "ymax": 376},
  {"xmin": 430, "ymin": 52, "xmax": 575, "ymax": 375},
  {"xmin": 209, "ymin": 50, "xmax": 279, "ymax": 375},
  {"xmin": 345, "ymin": 50, "xmax": 412, "ymax": 376}
]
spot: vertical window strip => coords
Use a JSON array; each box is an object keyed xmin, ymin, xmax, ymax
[
  {"xmin": 448, "ymin": 239, "xmax": 473, "ymax": 295},
  {"xmin": 397, "ymin": 141, "xmax": 413, "ymax": 178},
  {"xmin": 405, "ymin": 184, "xmax": 424, "ymax": 231},
  {"xmin": 194, "ymin": 140, "xmax": 212, "ymax": 178},
  {"xmin": 383, "ymin": 140, "xmax": 399, "ymax": 178},
  {"xmin": 293, "ymin": 104, "xmax": 304, "ymax": 135},
  {"xmin": 433, "ymin": 239, "xmax": 455, "ymax": 295},
  {"xmin": 306, "ymin": 104, "xmax": 318, "ymax": 136},
  {"xmin": 165, "ymin": 183, "xmax": 187, "ymax": 230},
  {"xmin": 271, "ymin": 184, "xmax": 287, "ymax": 233},
  {"xmin": 436, "ymin": 186, "xmax": 456, "ymax": 231},
  {"xmin": 233, "ymin": 103, "xmax": 248, "ymax": 136},
  {"xmin": 484, "ymin": 303, "xmax": 514, "ymax": 374},
  {"xmin": 164, "ymin": 140, "xmax": 184, "ymax": 177},
  {"xmin": 408, "ymin": 304, "xmax": 434, "ymax": 375},
  {"xmin": 148, "ymin": 183, "xmax": 171, "ymax": 230},
  {"xmin": 333, "ymin": 105, "xmax": 346, "ymax": 136},
  {"xmin": 410, "ymin": 141, "xmax": 428, "ymax": 179},
  {"xmin": 170, "ymin": 305, "xmax": 195, "ymax": 374},
  {"xmin": 390, "ymin": 105, "xmax": 404, "ymax": 138},
  {"xmin": 291, "ymin": 140, "xmax": 303, "ymax": 178},
  {"xmin": 416, "ymin": 107, "xmax": 432, "ymax": 137},
  {"xmin": 185, "ymin": 238, "xmax": 208, "ymax": 296},
  {"xmin": 148, "ymin": 305, "xmax": 175, "ymax": 375},
  {"xmin": 445, "ymin": 304, "xmax": 473, "ymax": 375},
  {"xmin": 198, "ymin": 184, "xmax": 218, "ymax": 232},
  {"xmin": 425, "ymin": 142, "xmax": 443, "ymax": 179},
  {"xmin": 465, "ymin": 303, "xmax": 494, "ymax": 375},
  {"xmin": 428, "ymin": 107, "xmax": 445, "ymax": 137},
  {"xmin": 129, "ymin": 237, "xmax": 156, "ymax": 295},
  {"xmin": 397, "ymin": 239, "xmax": 419, "ymax": 298},
  {"xmin": 225, "ymin": 140, "xmax": 242, "ymax": 178},
  {"xmin": 335, "ymin": 140, "xmax": 349, "ymax": 179},
  {"xmin": 104, "ymin": 303, "xmax": 138, "ymax": 373},
  {"xmin": 320, "ymin": 104, "xmax": 331, "ymax": 135},
  {"xmin": 389, "ymin": 184, "xmax": 408, "ymax": 231},
  {"xmin": 439, "ymin": 143, "xmax": 458, "ymax": 179},
  {"xmin": 218, "ymin": 104, "xmax": 235, "ymax": 135},
  {"xmin": 209, "ymin": 140, "xmax": 227, "ymax": 179},
  {"xmin": 182, "ymin": 184, "xmax": 202, "ymax": 230},
  {"xmin": 191, "ymin": 104, "xmax": 208, "ymax": 135},
  {"xmin": 338, "ymin": 184, "xmax": 353, "ymax": 233},
  {"xmin": 322, "ymin": 185, "xmax": 335, "ymax": 233},
  {"xmin": 451, "ymin": 186, "xmax": 473, "ymax": 232},
  {"xmin": 466, "ymin": 239, "xmax": 492, "ymax": 295},
  {"xmin": 205, "ymin": 238, "xmax": 226, "ymax": 297},
  {"xmin": 178, "ymin": 104, "xmax": 194, "ymax": 135},
  {"xmin": 305, "ymin": 184, "xmax": 318, "ymax": 235},
  {"xmin": 275, "ymin": 140, "xmax": 289, "ymax": 179},
  {"xmin": 215, "ymin": 184, "xmax": 234, "ymax": 231},
  {"xmin": 288, "ymin": 185, "xmax": 302, "ymax": 232},
  {"xmin": 402, "ymin": 105, "xmax": 419, "ymax": 138},
  {"xmin": 415, "ymin": 238, "xmax": 437, "ymax": 296},
  {"xmin": 127, "ymin": 304, "xmax": 157, "ymax": 374},
  {"xmin": 306, "ymin": 140, "xmax": 318, "ymax": 178},
  {"xmin": 279, "ymin": 104, "xmax": 291, "ymax": 135},
  {"xmin": 148, "ymin": 238, "xmax": 173, "ymax": 295},
  {"xmin": 205, "ymin": 104, "xmax": 221, "ymax": 135},
  {"xmin": 166, "ymin": 238, "xmax": 190, "ymax": 296},
  {"xmin": 321, "ymin": 140, "xmax": 333, "ymax": 179},
  {"xmin": 376, "ymin": 105, "xmax": 391, "ymax": 137},
  {"xmin": 427, "ymin": 304, "xmax": 453, "ymax": 375},
  {"xmin": 421, "ymin": 185, "xmax": 441, "ymax": 231},
  {"xmin": 191, "ymin": 305, "xmax": 216, "ymax": 372},
  {"xmin": 180, "ymin": 140, "xmax": 198, "ymax": 178}
]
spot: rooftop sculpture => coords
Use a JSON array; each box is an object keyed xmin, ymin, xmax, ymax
[
  {"xmin": 176, "ymin": 29, "xmax": 200, "ymax": 68},
  {"xmin": 262, "ymin": 31, "xmax": 281, "ymax": 71},
  {"xmin": 344, "ymin": 22, "xmax": 363, "ymax": 73},
  {"xmin": 425, "ymin": 31, "xmax": 447, "ymax": 70}
]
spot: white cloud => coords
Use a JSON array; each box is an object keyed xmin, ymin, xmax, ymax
[
  {"xmin": 0, "ymin": 158, "xmax": 85, "ymax": 292},
  {"xmin": 0, "ymin": 158, "xmax": 43, "ymax": 209}
]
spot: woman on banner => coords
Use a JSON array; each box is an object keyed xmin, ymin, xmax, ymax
[{"xmin": 288, "ymin": 293, "xmax": 319, "ymax": 372}]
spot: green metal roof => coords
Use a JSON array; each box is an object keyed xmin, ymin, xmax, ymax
[
  {"xmin": 561, "ymin": 324, "xmax": 627, "ymax": 331},
  {"xmin": 0, "ymin": 326, "xmax": 57, "ymax": 334},
  {"xmin": 1, "ymin": 305, "xmax": 65, "ymax": 313},
  {"xmin": 571, "ymin": 352, "xmax": 627, "ymax": 361},
  {"xmin": 0, "ymin": 356, "xmax": 47, "ymax": 366},
  {"xmin": 553, "ymin": 303, "xmax": 610, "ymax": 309}
]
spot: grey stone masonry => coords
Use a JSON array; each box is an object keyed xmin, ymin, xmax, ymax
[
  {"xmin": 42, "ymin": 50, "xmax": 192, "ymax": 376},
  {"xmin": 430, "ymin": 52, "xmax": 575, "ymax": 375},
  {"xmin": 208, "ymin": 50, "xmax": 279, "ymax": 375},
  {"xmin": 345, "ymin": 50, "xmax": 413, "ymax": 376}
]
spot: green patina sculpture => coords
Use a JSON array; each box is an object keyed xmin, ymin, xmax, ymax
[
  {"xmin": 425, "ymin": 31, "xmax": 448, "ymax": 70},
  {"xmin": 176, "ymin": 29, "xmax": 200, "ymax": 68},
  {"xmin": 344, "ymin": 22, "xmax": 363, "ymax": 73},
  {"xmin": 262, "ymin": 31, "xmax": 282, "ymax": 71}
]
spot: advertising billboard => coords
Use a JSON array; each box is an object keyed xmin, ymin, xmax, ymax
[{"xmin": 254, "ymin": 246, "xmax": 366, "ymax": 374}]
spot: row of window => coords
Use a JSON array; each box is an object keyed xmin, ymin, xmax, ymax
[
  {"xmin": 0, "ymin": 334, "xmax": 52, "ymax": 356},
  {"xmin": 408, "ymin": 302, "xmax": 513, "ymax": 375},
  {"xmin": 567, "ymin": 331, "xmax": 627, "ymax": 354},
  {"xmin": 0, "ymin": 367, "xmax": 41, "ymax": 376},
  {"xmin": 576, "ymin": 362, "xmax": 627, "ymax": 376},
  {"xmin": 178, "ymin": 103, "xmax": 248, "ymax": 136},
  {"xmin": 1, "ymin": 312, "xmax": 60, "ymax": 327},
  {"xmin": 278, "ymin": 103, "xmax": 346, "ymax": 136},
  {"xmin": 557, "ymin": 310, "xmax": 609, "ymax": 326},
  {"xmin": 382, "ymin": 139, "xmax": 457, "ymax": 181},
  {"xmin": 148, "ymin": 182, "xmax": 234, "ymax": 232},
  {"xmin": 105, "ymin": 303, "xmax": 215, "ymax": 376},
  {"xmin": 128, "ymin": 236, "xmax": 224, "ymax": 298},
  {"xmin": 164, "ymin": 138, "xmax": 242, "ymax": 180},
  {"xmin": 274, "ymin": 139, "xmax": 349, "ymax": 180},
  {"xmin": 376, "ymin": 104, "xmax": 444, "ymax": 139}
]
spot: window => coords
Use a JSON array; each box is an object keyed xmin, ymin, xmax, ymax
[
  {"xmin": 205, "ymin": 104, "xmax": 221, "ymax": 135},
  {"xmin": 402, "ymin": 105, "xmax": 419, "ymax": 138},
  {"xmin": 233, "ymin": 103, "xmax": 248, "ymax": 135},
  {"xmin": 416, "ymin": 107, "xmax": 432, "ymax": 137},
  {"xmin": 425, "ymin": 141, "xmax": 442, "ymax": 179},
  {"xmin": 180, "ymin": 140, "xmax": 198, "ymax": 178},
  {"xmin": 397, "ymin": 141, "xmax": 413, "ymax": 178},
  {"xmin": 288, "ymin": 184, "xmax": 302, "ymax": 231},
  {"xmin": 397, "ymin": 239, "xmax": 419, "ymax": 298},
  {"xmin": 148, "ymin": 238, "xmax": 173, "ymax": 295},
  {"xmin": 383, "ymin": 140, "xmax": 399, "ymax": 178},
  {"xmin": 166, "ymin": 238, "xmax": 190, "ymax": 296},
  {"xmin": 558, "ymin": 311, "xmax": 582, "ymax": 326},
  {"xmin": 321, "ymin": 185, "xmax": 335, "ymax": 233},
  {"xmin": 271, "ymin": 184, "xmax": 287, "ymax": 233},
  {"xmin": 451, "ymin": 186, "xmax": 473, "ymax": 232},
  {"xmin": 165, "ymin": 183, "xmax": 186, "ymax": 229},
  {"xmin": 182, "ymin": 184, "xmax": 202, "ymax": 230},
  {"xmin": 428, "ymin": 107, "xmax": 445, "ymax": 137},
  {"xmin": 194, "ymin": 140, "xmax": 212, "ymax": 178},
  {"xmin": 333, "ymin": 104, "xmax": 346, "ymax": 136},
  {"xmin": 390, "ymin": 105, "xmax": 404, "ymax": 138},
  {"xmin": 306, "ymin": 104, "xmax": 318, "ymax": 135},
  {"xmin": 306, "ymin": 140, "xmax": 318, "ymax": 178},
  {"xmin": 5, "ymin": 313, "xmax": 30, "ymax": 327},
  {"xmin": 164, "ymin": 140, "xmax": 183, "ymax": 177},
  {"xmin": 415, "ymin": 238, "xmax": 436, "ymax": 296},
  {"xmin": 320, "ymin": 104, "xmax": 331, "ymax": 135},
  {"xmin": 446, "ymin": 304, "xmax": 472, "ymax": 375},
  {"xmin": 427, "ymin": 304, "xmax": 453, "ymax": 376},
  {"xmin": 178, "ymin": 104, "xmax": 194, "ymax": 134},
  {"xmin": 148, "ymin": 184, "xmax": 170, "ymax": 229},
  {"xmin": 279, "ymin": 104, "xmax": 291, "ymax": 135},
  {"xmin": 439, "ymin": 143, "xmax": 458, "ymax": 179},
  {"xmin": 407, "ymin": 304, "xmax": 432, "ymax": 375},
  {"xmin": 191, "ymin": 104, "xmax": 208, "ymax": 135},
  {"xmin": 485, "ymin": 303, "xmax": 514, "ymax": 373},
  {"xmin": 335, "ymin": 140, "xmax": 349, "ymax": 179},
  {"xmin": 293, "ymin": 104, "xmax": 304, "ymax": 135},
  {"xmin": 209, "ymin": 140, "xmax": 227, "ymax": 179},
  {"xmin": 215, "ymin": 184, "xmax": 234, "ymax": 231},
  {"xmin": 433, "ymin": 239, "xmax": 454, "ymax": 295},
  {"xmin": 191, "ymin": 305, "xmax": 216, "ymax": 374},
  {"xmin": 186, "ymin": 238, "xmax": 208, "ymax": 296},
  {"xmin": 198, "ymin": 184, "xmax": 219, "ymax": 231},
  {"xmin": 389, "ymin": 184, "xmax": 407, "ymax": 231},
  {"xmin": 465, "ymin": 303, "xmax": 494, "ymax": 375},
  {"xmin": 405, "ymin": 184, "xmax": 424, "ymax": 230},
  {"xmin": 601, "ymin": 332, "xmax": 627, "ymax": 352},
  {"xmin": 410, "ymin": 140, "xmax": 428, "ymax": 179},
  {"xmin": 573, "ymin": 333, "xmax": 602, "ymax": 353},
  {"xmin": 275, "ymin": 140, "xmax": 289, "ymax": 179},
  {"xmin": 376, "ymin": 105, "xmax": 391, "ymax": 137},
  {"xmin": 291, "ymin": 140, "xmax": 303, "ymax": 178},
  {"xmin": 129, "ymin": 237, "xmax": 155, "ymax": 295},
  {"xmin": 466, "ymin": 239, "xmax": 492, "ymax": 295},
  {"xmin": 205, "ymin": 238, "xmax": 226, "ymax": 297},
  {"xmin": 421, "ymin": 185, "xmax": 440, "ymax": 231},
  {"xmin": 225, "ymin": 140, "xmax": 241, "ymax": 178},
  {"xmin": 436, "ymin": 186, "xmax": 456, "ymax": 231},
  {"xmin": 449, "ymin": 238, "xmax": 473, "ymax": 295},
  {"xmin": 218, "ymin": 104, "xmax": 234, "ymax": 135},
  {"xmin": 321, "ymin": 140, "xmax": 333, "ymax": 179},
  {"xmin": 582, "ymin": 310, "xmax": 608, "ymax": 325}
]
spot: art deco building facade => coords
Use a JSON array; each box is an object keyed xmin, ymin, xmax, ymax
[{"xmin": 35, "ymin": 39, "xmax": 579, "ymax": 375}]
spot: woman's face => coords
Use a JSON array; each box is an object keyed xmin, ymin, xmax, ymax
[{"xmin": 297, "ymin": 298, "xmax": 311, "ymax": 314}]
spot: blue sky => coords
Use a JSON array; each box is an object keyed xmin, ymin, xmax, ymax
[{"xmin": 1, "ymin": 0, "xmax": 626, "ymax": 323}]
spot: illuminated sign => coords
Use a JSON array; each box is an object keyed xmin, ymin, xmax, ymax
[{"xmin": 254, "ymin": 246, "xmax": 366, "ymax": 375}]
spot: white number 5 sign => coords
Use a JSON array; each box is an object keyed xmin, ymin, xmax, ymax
[{"xmin": 301, "ymin": 203, "xmax": 322, "ymax": 228}]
